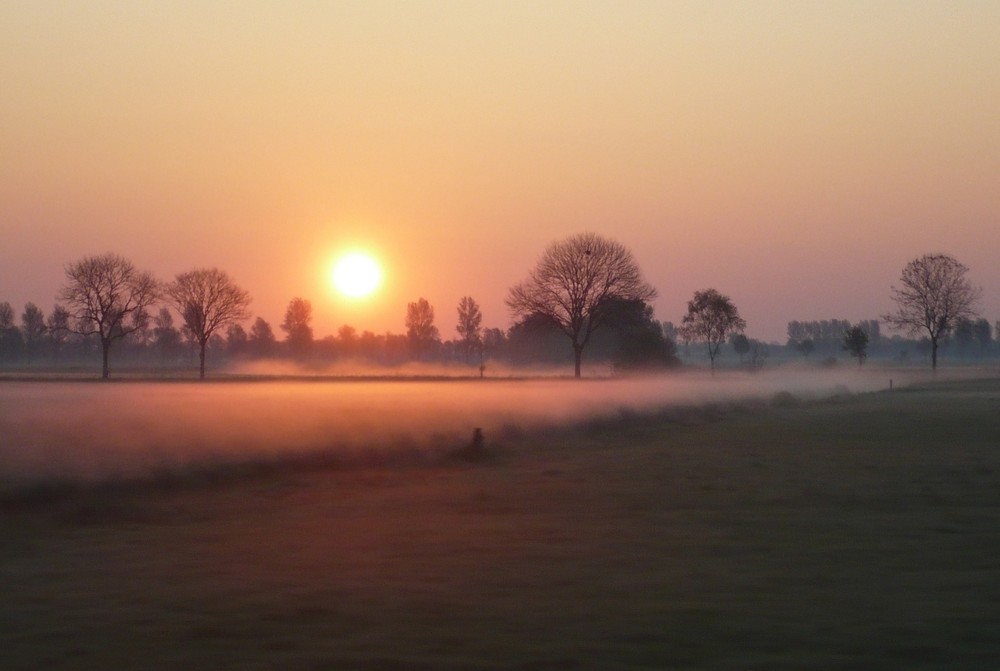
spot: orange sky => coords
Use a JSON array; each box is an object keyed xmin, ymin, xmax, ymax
[{"xmin": 2, "ymin": 1, "xmax": 998, "ymax": 342}]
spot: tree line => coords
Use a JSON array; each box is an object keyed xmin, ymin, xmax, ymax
[{"xmin": 0, "ymin": 241, "xmax": 991, "ymax": 378}]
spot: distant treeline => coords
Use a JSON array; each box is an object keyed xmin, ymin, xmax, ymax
[
  {"xmin": 0, "ymin": 297, "xmax": 679, "ymax": 373},
  {"xmin": 784, "ymin": 317, "xmax": 995, "ymax": 361},
  {"xmin": 3, "ymin": 295, "xmax": 998, "ymax": 374}
]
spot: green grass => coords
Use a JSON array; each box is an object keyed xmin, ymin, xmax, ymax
[{"xmin": 2, "ymin": 379, "xmax": 999, "ymax": 670}]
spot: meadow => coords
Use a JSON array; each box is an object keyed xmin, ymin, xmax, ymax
[{"xmin": 2, "ymin": 373, "xmax": 999, "ymax": 670}]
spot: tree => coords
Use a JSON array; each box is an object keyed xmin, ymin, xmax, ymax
[
  {"xmin": 0, "ymin": 301, "xmax": 21, "ymax": 364},
  {"xmin": 406, "ymin": 297, "xmax": 440, "ymax": 359},
  {"xmin": 883, "ymin": 254, "xmax": 980, "ymax": 370},
  {"xmin": 748, "ymin": 339, "xmax": 769, "ymax": 371},
  {"xmin": 795, "ymin": 338, "xmax": 815, "ymax": 357},
  {"xmin": 730, "ymin": 333, "xmax": 750, "ymax": 364},
  {"xmin": 281, "ymin": 298, "xmax": 313, "ymax": 356},
  {"xmin": 20, "ymin": 302, "xmax": 47, "ymax": 362},
  {"xmin": 661, "ymin": 321, "xmax": 679, "ymax": 344},
  {"xmin": 953, "ymin": 317, "xmax": 975, "ymax": 358},
  {"xmin": 248, "ymin": 317, "xmax": 277, "ymax": 357},
  {"xmin": 46, "ymin": 304, "xmax": 71, "ymax": 360},
  {"xmin": 842, "ymin": 324, "xmax": 870, "ymax": 366},
  {"xmin": 680, "ymin": 289, "xmax": 746, "ymax": 374},
  {"xmin": 166, "ymin": 268, "xmax": 252, "ymax": 378},
  {"xmin": 596, "ymin": 298, "xmax": 679, "ymax": 371},
  {"xmin": 972, "ymin": 318, "xmax": 992, "ymax": 356},
  {"xmin": 506, "ymin": 232, "xmax": 656, "ymax": 378},
  {"xmin": 59, "ymin": 253, "xmax": 160, "ymax": 379},
  {"xmin": 455, "ymin": 296, "xmax": 483, "ymax": 362},
  {"xmin": 151, "ymin": 308, "xmax": 182, "ymax": 361},
  {"xmin": 225, "ymin": 323, "xmax": 249, "ymax": 357}
]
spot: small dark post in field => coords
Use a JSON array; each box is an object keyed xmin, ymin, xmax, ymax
[{"xmin": 460, "ymin": 427, "xmax": 486, "ymax": 461}]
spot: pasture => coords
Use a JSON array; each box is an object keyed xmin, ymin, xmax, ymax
[{"xmin": 2, "ymin": 376, "xmax": 999, "ymax": 670}]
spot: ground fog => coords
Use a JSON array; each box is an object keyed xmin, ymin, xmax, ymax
[{"xmin": 1, "ymin": 370, "xmax": 903, "ymax": 485}]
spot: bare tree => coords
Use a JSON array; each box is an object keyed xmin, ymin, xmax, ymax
[
  {"xmin": 506, "ymin": 232, "xmax": 656, "ymax": 377},
  {"xmin": 456, "ymin": 296, "xmax": 483, "ymax": 363},
  {"xmin": 166, "ymin": 268, "xmax": 251, "ymax": 378},
  {"xmin": 406, "ymin": 297, "xmax": 440, "ymax": 359},
  {"xmin": 883, "ymin": 254, "xmax": 980, "ymax": 370},
  {"xmin": 281, "ymin": 298, "xmax": 314, "ymax": 357},
  {"xmin": 59, "ymin": 253, "xmax": 159, "ymax": 379},
  {"xmin": 680, "ymin": 289, "xmax": 746, "ymax": 374}
]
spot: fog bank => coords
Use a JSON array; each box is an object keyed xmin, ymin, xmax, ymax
[{"xmin": 1, "ymin": 371, "xmax": 905, "ymax": 486}]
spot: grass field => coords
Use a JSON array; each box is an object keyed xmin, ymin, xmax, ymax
[{"xmin": 2, "ymin": 377, "xmax": 999, "ymax": 670}]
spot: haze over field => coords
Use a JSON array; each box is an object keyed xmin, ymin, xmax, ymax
[
  {"xmin": 1, "ymin": 371, "xmax": 897, "ymax": 484},
  {"xmin": 2, "ymin": 2, "xmax": 998, "ymax": 341}
]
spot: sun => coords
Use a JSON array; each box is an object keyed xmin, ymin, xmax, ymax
[{"xmin": 331, "ymin": 252, "xmax": 382, "ymax": 298}]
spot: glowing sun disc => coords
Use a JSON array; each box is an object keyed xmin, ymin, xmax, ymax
[{"xmin": 332, "ymin": 253, "xmax": 382, "ymax": 298}]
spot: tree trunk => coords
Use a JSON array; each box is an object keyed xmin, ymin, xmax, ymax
[
  {"xmin": 931, "ymin": 336, "xmax": 938, "ymax": 371},
  {"xmin": 573, "ymin": 343, "xmax": 583, "ymax": 378},
  {"xmin": 199, "ymin": 340, "xmax": 207, "ymax": 379}
]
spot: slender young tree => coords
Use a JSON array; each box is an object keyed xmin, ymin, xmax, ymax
[
  {"xmin": 679, "ymin": 289, "xmax": 746, "ymax": 374},
  {"xmin": 507, "ymin": 232, "xmax": 656, "ymax": 377},
  {"xmin": 59, "ymin": 253, "xmax": 160, "ymax": 379},
  {"xmin": 166, "ymin": 268, "xmax": 252, "ymax": 378},
  {"xmin": 842, "ymin": 324, "xmax": 870, "ymax": 366},
  {"xmin": 406, "ymin": 297, "xmax": 440, "ymax": 359},
  {"xmin": 281, "ymin": 298, "xmax": 314, "ymax": 357},
  {"xmin": 883, "ymin": 254, "xmax": 980, "ymax": 370},
  {"xmin": 455, "ymin": 296, "xmax": 483, "ymax": 363}
]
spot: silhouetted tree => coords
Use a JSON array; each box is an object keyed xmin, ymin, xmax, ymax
[
  {"xmin": 953, "ymin": 317, "xmax": 975, "ymax": 358},
  {"xmin": 455, "ymin": 296, "xmax": 483, "ymax": 363},
  {"xmin": 281, "ymin": 298, "xmax": 313, "ymax": 357},
  {"xmin": 336, "ymin": 324, "xmax": 359, "ymax": 358},
  {"xmin": 151, "ymin": 308, "xmax": 182, "ymax": 362},
  {"xmin": 972, "ymin": 318, "xmax": 992, "ymax": 356},
  {"xmin": 843, "ymin": 324, "xmax": 870, "ymax": 366},
  {"xmin": 59, "ymin": 253, "xmax": 159, "ymax": 379},
  {"xmin": 730, "ymin": 333, "xmax": 750, "ymax": 364},
  {"xmin": 406, "ymin": 297, "xmax": 440, "ymax": 359},
  {"xmin": 0, "ymin": 302, "xmax": 21, "ymax": 364},
  {"xmin": 507, "ymin": 232, "xmax": 656, "ymax": 378},
  {"xmin": 748, "ymin": 339, "xmax": 769, "ymax": 371},
  {"xmin": 248, "ymin": 317, "xmax": 277, "ymax": 357},
  {"xmin": 167, "ymin": 268, "xmax": 252, "ymax": 378},
  {"xmin": 46, "ymin": 304, "xmax": 71, "ymax": 361},
  {"xmin": 225, "ymin": 323, "xmax": 248, "ymax": 357},
  {"xmin": 883, "ymin": 254, "xmax": 980, "ymax": 370},
  {"xmin": 680, "ymin": 289, "xmax": 746, "ymax": 374},
  {"xmin": 795, "ymin": 338, "xmax": 815, "ymax": 357},
  {"xmin": 507, "ymin": 312, "xmax": 567, "ymax": 365},
  {"xmin": 20, "ymin": 302, "xmax": 46, "ymax": 362},
  {"xmin": 661, "ymin": 321, "xmax": 679, "ymax": 344},
  {"xmin": 598, "ymin": 298, "xmax": 679, "ymax": 371}
]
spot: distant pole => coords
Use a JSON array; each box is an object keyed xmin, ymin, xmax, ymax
[{"xmin": 890, "ymin": 378, "xmax": 893, "ymax": 391}]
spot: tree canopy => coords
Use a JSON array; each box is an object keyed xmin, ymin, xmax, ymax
[
  {"xmin": 680, "ymin": 289, "xmax": 746, "ymax": 373},
  {"xmin": 883, "ymin": 254, "xmax": 980, "ymax": 370},
  {"xmin": 506, "ymin": 232, "xmax": 656, "ymax": 377},
  {"xmin": 167, "ymin": 268, "xmax": 251, "ymax": 378},
  {"xmin": 59, "ymin": 252, "xmax": 160, "ymax": 379}
]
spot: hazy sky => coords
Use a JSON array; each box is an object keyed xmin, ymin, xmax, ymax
[{"xmin": 2, "ymin": 1, "xmax": 998, "ymax": 342}]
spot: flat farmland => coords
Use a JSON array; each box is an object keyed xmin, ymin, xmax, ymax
[{"xmin": 2, "ymin": 376, "xmax": 999, "ymax": 670}]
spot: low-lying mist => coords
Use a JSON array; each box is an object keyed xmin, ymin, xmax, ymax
[{"xmin": 0, "ymin": 370, "xmax": 906, "ymax": 489}]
